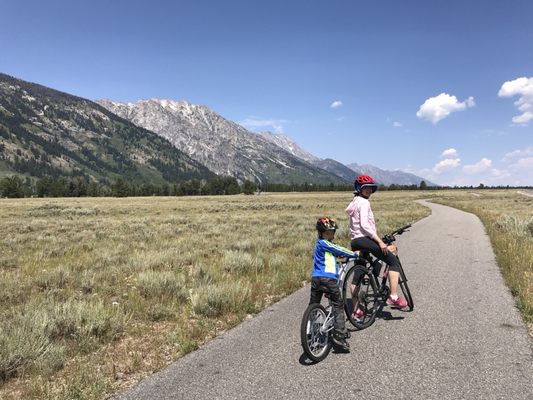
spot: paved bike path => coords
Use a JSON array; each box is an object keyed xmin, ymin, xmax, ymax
[{"xmin": 114, "ymin": 201, "xmax": 533, "ymax": 400}]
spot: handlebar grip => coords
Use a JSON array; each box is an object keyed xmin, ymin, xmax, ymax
[{"xmin": 388, "ymin": 224, "xmax": 412, "ymax": 238}]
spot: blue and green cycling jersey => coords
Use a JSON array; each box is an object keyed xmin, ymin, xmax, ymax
[{"xmin": 312, "ymin": 239, "xmax": 355, "ymax": 280}]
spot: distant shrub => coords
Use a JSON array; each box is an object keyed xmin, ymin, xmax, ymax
[
  {"xmin": 268, "ymin": 253, "xmax": 284, "ymax": 269},
  {"xmin": 228, "ymin": 239, "xmax": 255, "ymax": 252},
  {"xmin": 493, "ymin": 215, "xmax": 533, "ymax": 238},
  {"xmin": 80, "ymin": 270, "xmax": 96, "ymax": 294},
  {"xmin": 222, "ymin": 250, "xmax": 264, "ymax": 274},
  {"xmin": 28, "ymin": 204, "xmax": 99, "ymax": 217},
  {"xmin": 147, "ymin": 304, "xmax": 175, "ymax": 321},
  {"xmin": 0, "ymin": 257, "xmax": 17, "ymax": 269},
  {"xmin": 38, "ymin": 299, "xmax": 126, "ymax": 346},
  {"xmin": 188, "ymin": 263, "xmax": 214, "ymax": 286},
  {"xmin": 34, "ymin": 267, "xmax": 71, "ymax": 290},
  {"xmin": 136, "ymin": 270, "xmax": 188, "ymax": 301},
  {"xmin": 190, "ymin": 281, "xmax": 252, "ymax": 317},
  {"xmin": 0, "ymin": 315, "xmax": 66, "ymax": 381}
]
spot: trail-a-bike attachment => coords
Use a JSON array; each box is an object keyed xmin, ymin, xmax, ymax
[
  {"xmin": 343, "ymin": 224, "xmax": 414, "ymax": 331},
  {"xmin": 300, "ymin": 258, "xmax": 356, "ymax": 362}
]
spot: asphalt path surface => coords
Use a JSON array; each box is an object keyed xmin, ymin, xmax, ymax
[{"xmin": 114, "ymin": 201, "xmax": 533, "ymax": 400}]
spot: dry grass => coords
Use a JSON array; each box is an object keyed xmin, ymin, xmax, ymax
[{"xmin": 2, "ymin": 189, "xmax": 531, "ymax": 398}]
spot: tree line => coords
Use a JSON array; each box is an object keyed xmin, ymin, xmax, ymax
[
  {"xmin": 0, "ymin": 175, "xmax": 529, "ymax": 198},
  {"xmin": 0, "ymin": 175, "xmax": 259, "ymax": 198}
]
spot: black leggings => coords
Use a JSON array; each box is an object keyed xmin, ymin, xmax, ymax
[{"xmin": 350, "ymin": 236, "xmax": 401, "ymax": 273}]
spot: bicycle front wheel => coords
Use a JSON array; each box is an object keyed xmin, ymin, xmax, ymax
[
  {"xmin": 300, "ymin": 303, "xmax": 332, "ymax": 362},
  {"xmin": 398, "ymin": 262, "xmax": 414, "ymax": 311},
  {"xmin": 343, "ymin": 265, "xmax": 379, "ymax": 330}
]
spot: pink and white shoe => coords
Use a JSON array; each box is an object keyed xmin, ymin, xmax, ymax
[
  {"xmin": 351, "ymin": 307, "xmax": 366, "ymax": 320},
  {"xmin": 386, "ymin": 296, "xmax": 408, "ymax": 308}
]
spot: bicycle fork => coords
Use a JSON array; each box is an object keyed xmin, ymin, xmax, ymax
[{"xmin": 320, "ymin": 305, "xmax": 335, "ymax": 335}]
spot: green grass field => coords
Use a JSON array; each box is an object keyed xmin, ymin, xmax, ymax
[{"xmin": 0, "ymin": 190, "xmax": 531, "ymax": 399}]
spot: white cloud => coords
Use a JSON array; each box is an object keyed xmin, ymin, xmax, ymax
[
  {"xmin": 463, "ymin": 158, "xmax": 492, "ymax": 174},
  {"xmin": 490, "ymin": 169, "xmax": 511, "ymax": 180},
  {"xmin": 416, "ymin": 93, "xmax": 475, "ymax": 124},
  {"xmin": 515, "ymin": 157, "xmax": 533, "ymax": 169},
  {"xmin": 432, "ymin": 158, "xmax": 461, "ymax": 174},
  {"xmin": 504, "ymin": 146, "xmax": 533, "ymax": 179},
  {"xmin": 330, "ymin": 100, "xmax": 343, "ymax": 109},
  {"xmin": 393, "ymin": 121, "xmax": 403, "ymax": 127},
  {"xmin": 482, "ymin": 129, "xmax": 508, "ymax": 137},
  {"xmin": 239, "ymin": 117, "xmax": 287, "ymax": 133},
  {"xmin": 502, "ymin": 146, "xmax": 533, "ymax": 162},
  {"xmin": 419, "ymin": 146, "xmax": 533, "ymax": 186},
  {"xmin": 512, "ymin": 111, "xmax": 533, "ymax": 124},
  {"xmin": 441, "ymin": 148, "xmax": 458, "ymax": 158},
  {"xmin": 498, "ymin": 77, "xmax": 533, "ymax": 124}
]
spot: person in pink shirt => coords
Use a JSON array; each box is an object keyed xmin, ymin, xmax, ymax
[{"xmin": 345, "ymin": 175, "xmax": 408, "ymax": 319}]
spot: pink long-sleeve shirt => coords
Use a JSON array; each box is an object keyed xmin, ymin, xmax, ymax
[{"xmin": 345, "ymin": 196, "xmax": 377, "ymax": 239}]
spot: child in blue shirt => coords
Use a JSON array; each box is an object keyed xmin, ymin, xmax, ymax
[{"xmin": 310, "ymin": 217, "xmax": 356, "ymax": 351}]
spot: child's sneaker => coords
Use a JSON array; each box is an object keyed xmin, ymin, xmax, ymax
[
  {"xmin": 386, "ymin": 295, "xmax": 408, "ymax": 308},
  {"xmin": 332, "ymin": 333, "xmax": 350, "ymax": 351},
  {"xmin": 351, "ymin": 307, "xmax": 366, "ymax": 320}
]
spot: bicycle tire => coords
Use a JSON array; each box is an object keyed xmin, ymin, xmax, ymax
[
  {"xmin": 398, "ymin": 262, "xmax": 414, "ymax": 311},
  {"xmin": 300, "ymin": 303, "xmax": 332, "ymax": 362},
  {"xmin": 343, "ymin": 265, "xmax": 379, "ymax": 330}
]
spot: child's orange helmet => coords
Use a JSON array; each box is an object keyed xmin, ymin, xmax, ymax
[{"xmin": 316, "ymin": 217, "xmax": 338, "ymax": 232}]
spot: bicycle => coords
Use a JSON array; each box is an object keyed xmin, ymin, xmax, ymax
[
  {"xmin": 343, "ymin": 224, "xmax": 414, "ymax": 330},
  {"xmin": 300, "ymin": 257, "xmax": 356, "ymax": 362}
]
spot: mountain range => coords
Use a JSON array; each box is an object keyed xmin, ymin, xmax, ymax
[
  {"xmin": 0, "ymin": 73, "xmax": 213, "ymax": 184},
  {"xmin": 0, "ymin": 72, "xmax": 434, "ymax": 187},
  {"xmin": 347, "ymin": 162, "xmax": 435, "ymax": 186},
  {"xmin": 98, "ymin": 100, "xmax": 434, "ymax": 186},
  {"xmin": 96, "ymin": 99, "xmax": 346, "ymax": 185},
  {"xmin": 258, "ymin": 131, "xmax": 435, "ymax": 186}
]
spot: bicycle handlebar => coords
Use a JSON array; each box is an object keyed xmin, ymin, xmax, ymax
[
  {"xmin": 382, "ymin": 224, "xmax": 412, "ymax": 244},
  {"xmin": 390, "ymin": 224, "xmax": 412, "ymax": 236}
]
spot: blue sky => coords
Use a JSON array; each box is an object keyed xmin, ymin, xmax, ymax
[{"xmin": 1, "ymin": 0, "xmax": 532, "ymax": 186}]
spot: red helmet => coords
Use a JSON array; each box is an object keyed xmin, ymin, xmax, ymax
[{"xmin": 354, "ymin": 175, "xmax": 378, "ymax": 194}]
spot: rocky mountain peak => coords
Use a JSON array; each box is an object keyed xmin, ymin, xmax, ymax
[
  {"xmin": 258, "ymin": 131, "xmax": 320, "ymax": 163},
  {"xmin": 97, "ymin": 98, "xmax": 345, "ymax": 185}
]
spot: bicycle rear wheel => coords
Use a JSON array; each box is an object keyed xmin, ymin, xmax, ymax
[
  {"xmin": 300, "ymin": 303, "xmax": 332, "ymax": 362},
  {"xmin": 398, "ymin": 262, "xmax": 414, "ymax": 311},
  {"xmin": 343, "ymin": 265, "xmax": 379, "ymax": 330}
]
